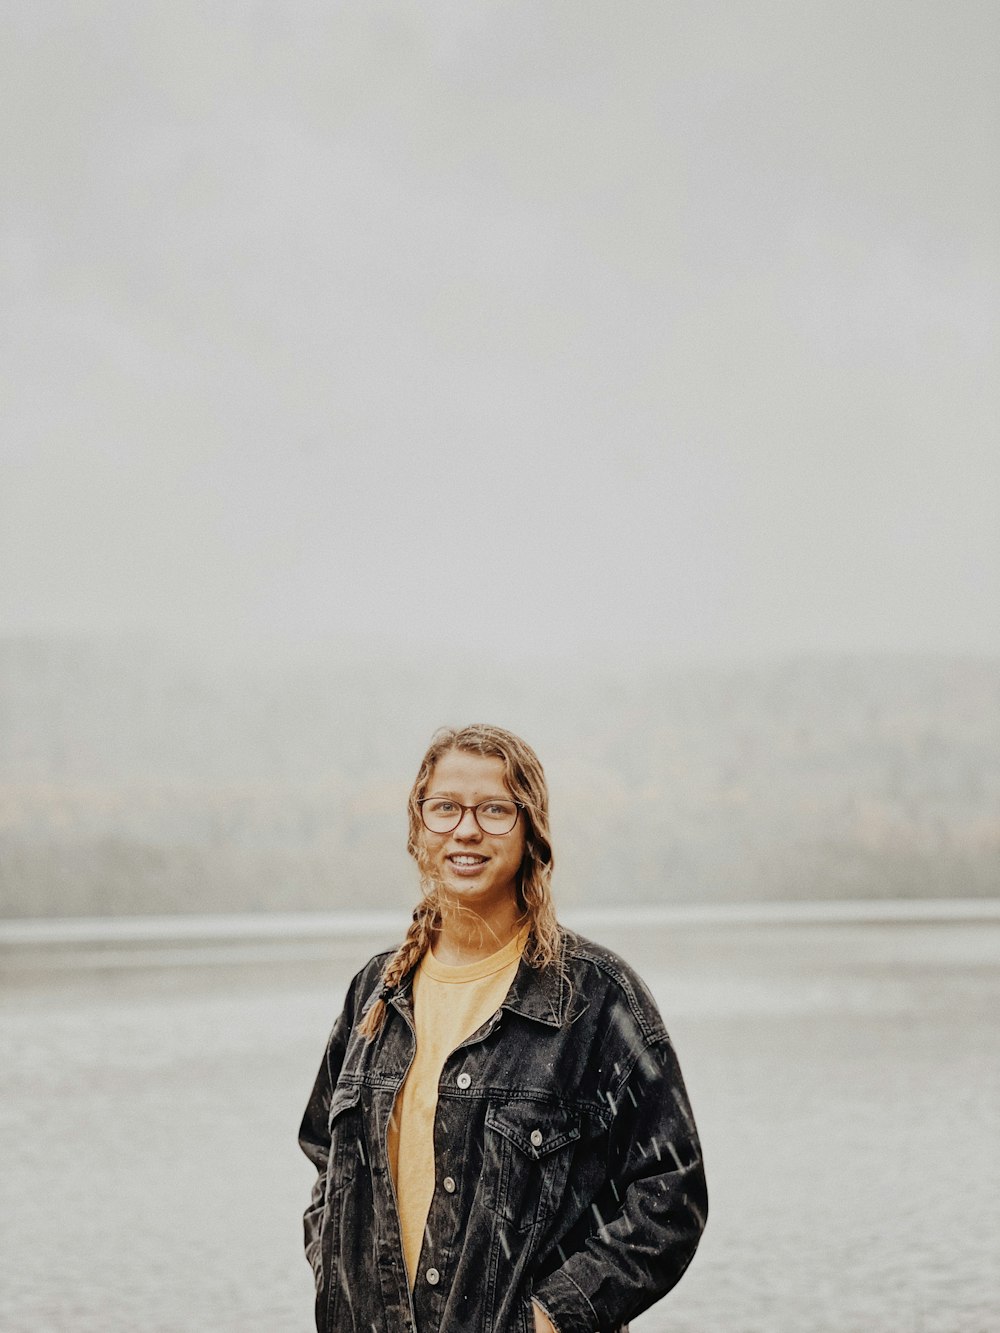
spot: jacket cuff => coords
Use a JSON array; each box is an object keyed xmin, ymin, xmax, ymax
[{"xmin": 532, "ymin": 1269, "xmax": 599, "ymax": 1333}]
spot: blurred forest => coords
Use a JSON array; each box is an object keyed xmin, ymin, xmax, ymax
[{"xmin": 1, "ymin": 636, "xmax": 997, "ymax": 917}]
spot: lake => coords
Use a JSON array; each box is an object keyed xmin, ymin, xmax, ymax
[{"xmin": 1, "ymin": 914, "xmax": 997, "ymax": 1332}]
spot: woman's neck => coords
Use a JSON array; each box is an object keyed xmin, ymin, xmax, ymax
[{"xmin": 432, "ymin": 898, "xmax": 525, "ymax": 966}]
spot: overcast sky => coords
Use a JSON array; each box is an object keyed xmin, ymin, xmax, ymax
[{"xmin": 3, "ymin": 1, "xmax": 998, "ymax": 664}]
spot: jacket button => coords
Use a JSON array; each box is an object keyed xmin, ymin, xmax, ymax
[
  {"xmin": 442, "ymin": 1176, "xmax": 456, "ymax": 1194},
  {"xmin": 530, "ymin": 1128, "xmax": 543, "ymax": 1147},
  {"xmin": 456, "ymin": 1072, "xmax": 471, "ymax": 1089},
  {"xmin": 426, "ymin": 1267, "xmax": 440, "ymax": 1286}
]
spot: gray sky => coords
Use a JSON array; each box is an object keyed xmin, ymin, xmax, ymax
[{"xmin": 3, "ymin": 1, "xmax": 998, "ymax": 662}]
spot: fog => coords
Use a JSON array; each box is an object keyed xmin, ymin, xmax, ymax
[
  {"xmin": 3, "ymin": 2, "xmax": 998, "ymax": 920},
  {"xmin": 3, "ymin": 1, "xmax": 998, "ymax": 666}
]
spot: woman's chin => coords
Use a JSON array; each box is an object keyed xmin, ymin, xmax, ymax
[
  {"xmin": 438, "ymin": 874, "xmax": 517, "ymax": 910},
  {"xmin": 440, "ymin": 874, "xmax": 489, "ymax": 901}
]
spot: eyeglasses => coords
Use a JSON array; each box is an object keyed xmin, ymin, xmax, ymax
[{"xmin": 418, "ymin": 798, "xmax": 523, "ymax": 836}]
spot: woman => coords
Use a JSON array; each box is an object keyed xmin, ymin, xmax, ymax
[{"xmin": 299, "ymin": 724, "xmax": 707, "ymax": 1332}]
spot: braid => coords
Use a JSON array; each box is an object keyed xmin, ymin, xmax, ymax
[{"xmin": 357, "ymin": 895, "xmax": 439, "ymax": 1040}]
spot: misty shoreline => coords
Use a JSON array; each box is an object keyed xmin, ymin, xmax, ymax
[
  {"xmin": 3, "ymin": 899, "xmax": 999, "ymax": 979},
  {"xmin": 4, "ymin": 643, "xmax": 998, "ymax": 918},
  {"xmin": 3, "ymin": 896, "xmax": 1000, "ymax": 943}
]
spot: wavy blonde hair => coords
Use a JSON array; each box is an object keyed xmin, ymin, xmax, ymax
[{"xmin": 358, "ymin": 724, "xmax": 560, "ymax": 1040}]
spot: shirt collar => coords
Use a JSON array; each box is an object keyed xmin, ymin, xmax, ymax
[{"xmin": 375, "ymin": 930, "xmax": 580, "ymax": 1029}]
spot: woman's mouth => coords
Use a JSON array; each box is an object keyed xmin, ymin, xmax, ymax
[{"xmin": 446, "ymin": 854, "xmax": 489, "ymax": 877}]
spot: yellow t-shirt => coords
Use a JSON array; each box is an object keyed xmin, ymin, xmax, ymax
[{"xmin": 388, "ymin": 925, "xmax": 529, "ymax": 1286}]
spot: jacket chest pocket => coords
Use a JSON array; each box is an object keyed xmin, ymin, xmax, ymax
[{"xmin": 484, "ymin": 1102, "xmax": 580, "ymax": 1235}]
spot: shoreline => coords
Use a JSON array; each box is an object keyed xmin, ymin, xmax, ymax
[{"xmin": 2, "ymin": 896, "xmax": 999, "ymax": 947}]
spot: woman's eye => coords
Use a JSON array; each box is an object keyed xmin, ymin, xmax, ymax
[
  {"xmin": 429, "ymin": 800, "xmax": 457, "ymax": 814},
  {"xmin": 483, "ymin": 803, "xmax": 507, "ymax": 816}
]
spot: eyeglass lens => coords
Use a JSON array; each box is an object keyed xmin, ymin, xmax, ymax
[{"xmin": 421, "ymin": 799, "xmax": 519, "ymax": 834}]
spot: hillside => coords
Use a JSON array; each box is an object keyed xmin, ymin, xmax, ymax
[{"xmin": 1, "ymin": 638, "xmax": 997, "ymax": 915}]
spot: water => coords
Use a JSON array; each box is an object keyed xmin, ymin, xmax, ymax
[{"xmin": 1, "ymin": 919, "xmax": 998, "ymax": 1332}]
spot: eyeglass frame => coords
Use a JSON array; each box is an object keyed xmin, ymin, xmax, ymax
[{"xmin": 417, "ymin": 798, "xmax": 525, "ymax": 836}]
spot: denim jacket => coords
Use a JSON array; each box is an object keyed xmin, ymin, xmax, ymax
[{"xmin": 298, "ymin": 930, "xmax": 707, "ymax": 1333}]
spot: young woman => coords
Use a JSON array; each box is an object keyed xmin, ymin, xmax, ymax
[{"xmin": 299, "ymin": 725, "xmax": 707, "ymax": 1332}]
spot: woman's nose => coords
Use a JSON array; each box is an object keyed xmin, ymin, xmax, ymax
[{"xmin": 454, "ymin": 807, "xmax": 482, "ymax": 837}]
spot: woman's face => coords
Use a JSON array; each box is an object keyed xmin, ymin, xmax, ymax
[{"xmin": 419, "ymin": 749, "xmax": 527, "ymax": 912}]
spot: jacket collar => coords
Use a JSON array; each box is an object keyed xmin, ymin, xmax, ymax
[
  {"xmin": 373, "ymin": 931, "xmax": 578, "ymax": 1029},
  {"xmin": 500, "ymin": 943, "xmax": 569, "ymax": 1028}
]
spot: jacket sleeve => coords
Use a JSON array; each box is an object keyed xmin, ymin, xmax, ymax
[
  {"xmin": 297, "ymin": 975, "xmax": 360, "ymax": 1283},
  {"xmin": 531, "ymin": 1034, "xmax": 708, "ymax": 1332}
]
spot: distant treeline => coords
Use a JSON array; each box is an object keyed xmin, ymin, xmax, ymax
[{"xmin": 1, "ymin": 637, "xmax": 997, "ymax": 916}]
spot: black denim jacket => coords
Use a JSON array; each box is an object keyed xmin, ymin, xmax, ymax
[{"xmin": 298, "ymin": 930, "xmax": 707, "ymax": 1333}]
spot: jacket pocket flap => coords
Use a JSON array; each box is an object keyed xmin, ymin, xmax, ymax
[
  {"xmin": 328, "ymin": 1081, "xmax": 361, "ymax": 1127},
  {"xmin": 485, "ymin": 1102, "xmax": 580, "ymax": 1159}
]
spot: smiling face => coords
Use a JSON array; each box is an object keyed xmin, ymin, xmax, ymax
[{"xmin": 418, "ymin": 748, "xmax": 527, "ymax": 914}]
